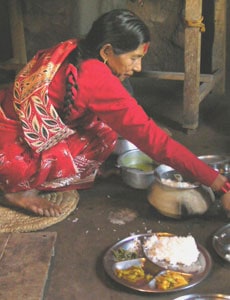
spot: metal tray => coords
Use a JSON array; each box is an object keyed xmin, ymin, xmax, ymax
[
  {"xmin": 212, "ymin": 224, "xmax": 230, "ymax": 262},
  {"xmin": 173, "ymin": 294, "xmax": 230, "ymax": 300},
  {"xmin": 103, "ymin": 233, "xmax": 212, "ymax": 293}
]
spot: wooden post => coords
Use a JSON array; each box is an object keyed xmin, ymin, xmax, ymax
[
  {"xmin": 1, "ymin": 0, "xmax": 27, "ymax": 72},
  {"xmin": 212, "ymin": 0, "xmax": 226, "ymax": 95},
  {"xmin": 183, "ymin": 0, "xmax": 203, "ymax": 131},
  {"xmin": 0, "ymin": 0, "xmax": 27, "ymax": 88},
  {"xmin": 7, "ymin": 0, "xmax": 27, "ymax": 68}
]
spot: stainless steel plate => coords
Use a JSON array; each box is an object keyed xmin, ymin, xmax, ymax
[
  {"xmin": 173, "ymin": 294, "xmax": 230, "ymax": 300},
  {"xmin": 198, "ymin": 155, "xmax": 230, "ymax": 165},
  {"xmin": 212, "ymin": 224, "xmax": 230, "ymax": 262},
  {"xmin": 198, "ymin": 155, "xmax": 230, "ymax": 176},
  {"xmin": 103, "ymin": 233, "xmax": 212, "ymax": 293}
]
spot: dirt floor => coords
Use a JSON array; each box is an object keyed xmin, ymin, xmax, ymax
[{"xmin": 37, "ymin": 77, "xmax": 230, "ymax": 300}]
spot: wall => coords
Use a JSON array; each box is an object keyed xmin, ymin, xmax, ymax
[
  {"xmin": 127, "ymin": 0, "xmax": 185, "ymax": 71},
  {"xmin": 1, "ymin": 0, "xmax": 229, "ymax": 75},
  {"xmin": 21, "ymin": 0, "xmax": 126, "ymax": 59}
]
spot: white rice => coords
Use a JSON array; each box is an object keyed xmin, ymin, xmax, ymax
[
  {"xmin": 161, "ymin": 178, "xmax": 196, "ymax": 188},
  {"xmin": 143, "ymin": 234, "xmax": 200, "ymax": 266}
]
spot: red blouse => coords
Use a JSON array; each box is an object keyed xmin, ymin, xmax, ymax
[{"xmin": 49, "ymin": 58, "xmax": 218, "ymax": 187}]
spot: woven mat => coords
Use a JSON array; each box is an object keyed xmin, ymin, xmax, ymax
[{"xmin": 0, "ymin": 190, "xmax": 79, "ymax": 233}]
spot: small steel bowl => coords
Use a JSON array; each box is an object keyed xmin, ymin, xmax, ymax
[{"xmin": 117, "ymin": 149, "xmax": 158, "ymax": 189}]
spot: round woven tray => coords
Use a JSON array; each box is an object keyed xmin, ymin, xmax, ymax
[{"xmin": 0, "ymin": 190, "xmax": 79, "ymax": 233}]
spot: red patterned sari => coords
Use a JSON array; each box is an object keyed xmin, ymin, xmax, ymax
[{"xmin": 0, "ymin": 40, "xmax": 117, "ymax": 193}]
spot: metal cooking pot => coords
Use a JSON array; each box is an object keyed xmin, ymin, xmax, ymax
[
  {"xmin": 113, "ymin": 137, "xmax": 137, "ymax": 155},
  {"xmin": 117, "ymin": 149, "xmax": 158, "ymax": 189},
  {"xmin": 148, "ymin": 164, "xmax": 215, "ymax": 218}
]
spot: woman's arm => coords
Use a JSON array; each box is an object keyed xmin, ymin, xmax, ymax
[{"xmin": 78, "ymin": 60, "xmax": 228, "ymax": 190}]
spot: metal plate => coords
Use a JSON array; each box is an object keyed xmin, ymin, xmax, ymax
[
  {"xmin": 173, "ymin": 294, "xmax": 230, "ymax": 300},
  {"xmin": 198, "ymin": 155, "xmax": 230, "ymax": 165},
  {"xmin": 103, "ymin": 233, "xmax": 212, "ymax": 293},
  {"xmin": 212, "ymin": 224, "xmax": 230, "ymax": 262},
  {"xmin": 198, "ymin": 155, "xmax": 230, "ymax": 177}
]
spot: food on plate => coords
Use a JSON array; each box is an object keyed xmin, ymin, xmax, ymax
[
  {"xmin": 113, "ymin": 248, "xmax": 138, "ymax": 261},
  {"xmin": 143, "ymin": 234, "xmax": 200, "ymax": 266},
  {"xmin": 155, "ymin": 270, "xmax": 192, "ymax": 290},
  {"xmin": 114, "ymin": 265, "xmax": 153, "ymax": 284}
]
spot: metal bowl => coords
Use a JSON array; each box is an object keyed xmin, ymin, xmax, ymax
[
  {"xmin": 113, "ymin": 137, "xmax": 137, "ymax": 155},
  {"xmin": 117, "ymin": 149, "xmax": 158, "ymax": 189}
]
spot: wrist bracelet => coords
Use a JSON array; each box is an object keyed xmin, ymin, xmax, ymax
[{"xmin": 221, "ymin": 181, "xmax": 230, "ymax": 193}]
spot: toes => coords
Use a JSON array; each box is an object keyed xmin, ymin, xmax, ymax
[
  {"xmin": 5, "ymin": 192, "xmax": 62, "ymax": 217},
  {"xmin": 37, "ymin": 208, "xmax": 45, "ymax": 216},
  {"xmin": 30, "ymin": 206, "xmax": 44, "ymax": 216},
  {"xmin": 56, "ymin": 206, "xmax": 62, "ymax": 216},
  {"xmin": 25, "ymin": 200, "xmax": 62, "ymax": 217},
  {"xmin": 44, "ymin": 209, "xmax": 51, "ymax": 217},
  {"xmin": 44, "ymin": 207, "xmax": 62, "ymax": 217},
  {"xmin": 49, "ymin": 207, "xmax": 56, "ymax": 217},
  {"xmin": 50, "ymin": 207, "xmax": 61, "ymax": 217}
]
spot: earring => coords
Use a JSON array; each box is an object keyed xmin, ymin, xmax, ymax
[{"xmin": 104, "ymin": 58, "xmax": 108, "ymax": 64}]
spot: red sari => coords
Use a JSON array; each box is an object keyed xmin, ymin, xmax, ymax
[
  {"xmin": 0, "ymin": 40, "xmax": 117, "ymax": 192},
  {"xmin": 0, "ymin": 39, "xmax": 219, "ymax": 193}
]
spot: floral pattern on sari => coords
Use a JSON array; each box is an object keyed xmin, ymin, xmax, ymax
[{"xmin": 13, "ymin": 40, "xmax": 77, "ymax": 153}]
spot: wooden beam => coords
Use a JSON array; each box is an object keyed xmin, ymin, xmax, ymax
[
  {"xmin": 136, "ymin": 70, "xmax": 214, "ymax": 83},
  {"xmin": 199, "ymin": 69, "xmax": 223, "ymax": 102},
  {"xmin": 183, "ymin": 0, "xmax": 203, "ymax": 130}
]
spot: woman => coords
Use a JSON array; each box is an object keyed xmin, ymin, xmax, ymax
[{"xmin": 0, "ymin": 9, "xmax": 229, "ymax": 217}]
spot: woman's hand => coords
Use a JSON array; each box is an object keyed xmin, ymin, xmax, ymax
[
  {"xmin": 210, "ymin": 174, "xmax": 230, "ymax": 217},
  {"xmin": 210, "ymin": 173, "xmax": 228, "ymax": 192},
  {"xmin": 221, "ymin": 192, "xmax": 230, "ymax": 217}
]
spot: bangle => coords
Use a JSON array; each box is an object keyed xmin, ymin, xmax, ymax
[{"xmin": 221, "ymin": 181, "xmax": 230, "ymax": 193}]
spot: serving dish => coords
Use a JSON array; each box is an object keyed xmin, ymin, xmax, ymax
[
  {"xmin": 198, "ymin": 155, "xmax": 230, "ymax": 177},
  {"xmin": 173, "ymin": 294, "xmax": 230, "ymax": 300},
  {"xmin": 212, "ymin": 224, "xmax": 230, "ymax": 262},
  {"xmin": 103, "ymin": 233, "xmax": 212, "ymax": 293}
]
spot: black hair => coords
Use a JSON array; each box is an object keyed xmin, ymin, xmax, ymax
[
  {"xmin": 64, "ymin": 9, "xmax": 150, "ymax": 120},
  {"xmin": 74, "ymin": 9, "xmax": 150, "ymax": 66}
]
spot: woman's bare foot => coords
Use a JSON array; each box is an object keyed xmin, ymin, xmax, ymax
[{"xmin": 3, "ymin": 189, "xmax": 62, "ymax": 217}]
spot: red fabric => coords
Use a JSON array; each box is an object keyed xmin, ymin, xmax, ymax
[
  {"xmin": 13, "ymin": 40, "xmax": 77, "ymax": 153},
  {"xmin": 0, "ymin": 40, "xmax": 117, "ymax": 192},
  {"xmin": 0, "ymin": 39, "xmax": 219, "ymax": 193},
  {"xmin": 62, "ymin": 58, "xmax": 218, "ymax": 186}
]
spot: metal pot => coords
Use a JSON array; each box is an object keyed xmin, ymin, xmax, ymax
[
  {"xmin": 113, "ymin": 137, "xmax": 137, "ymax": 155},
  {"xmin": 117, "ymin": 149, "xmax": 158, "ymax": 189},
  {"xmin": 148, "ymin": 164, "xmax": 215, "ymax": 218}
]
